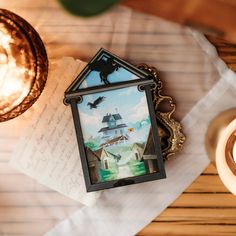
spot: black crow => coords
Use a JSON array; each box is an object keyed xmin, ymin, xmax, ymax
[{"xmin": 87, "ymin": 96, "xmax": 105, "ymax": 109}]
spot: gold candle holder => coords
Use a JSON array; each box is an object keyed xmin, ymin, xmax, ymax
[
  {"xmin": 0, "ymin": 9, "xmax": 48, "ymax": 122},
  {"xmin": 216, "ymin": 119, "xmax": 236, "ymax": 194},
  {"xmin": 205, "ymin": 108, "xmax": 236, "ymax": 163},
  {"xmin": 225, "ymin": 131, "xmax": 236, "ymax": 175},
  {"xmin": 206, "ymin": 108, "xmax": 236, "ymax": 194}
]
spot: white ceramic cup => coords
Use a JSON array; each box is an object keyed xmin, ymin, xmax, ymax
[{"xmin": 216, "ymin": 119, "xmax": 236, "ymax": 194}]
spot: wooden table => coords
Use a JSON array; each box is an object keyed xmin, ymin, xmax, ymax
[
  {"xmin": 122, "ymin": 0, "xmax": 236, "ymax": 44},
  {"xmin": 139, "ymin": 164, "xmax": 236, "ymax": 236},
  {"xmin": 1, "ymin": 1, "xmax": 236, "ymax": 235},
  {"xmin": 138, "ymin": 37, "xmax": 236, "ymax": 236}
]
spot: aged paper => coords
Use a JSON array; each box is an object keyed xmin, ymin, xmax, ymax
[{"xmin": 10, "ymin": 57, "xmax": 100, "ymax": 205}]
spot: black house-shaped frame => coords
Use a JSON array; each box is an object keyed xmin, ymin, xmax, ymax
[{"xmin": 64, "ymin": 48, "xmax": 166, "ymax": 192}]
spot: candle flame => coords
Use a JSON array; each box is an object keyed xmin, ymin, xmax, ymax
[{"xmin": 0, "ymin": 28, "xmax": 33, "ymax": 115}]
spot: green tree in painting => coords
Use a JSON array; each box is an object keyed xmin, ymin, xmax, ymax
[
  {"xmin": 145, "ymin": 116, "xmax": 151, "ymax": 125},
  {"xmin": 85, "ymin": 141, "xmax": 99, "ymax": 151}
]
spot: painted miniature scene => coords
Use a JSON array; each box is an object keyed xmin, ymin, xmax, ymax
[{"xmin": 78, "ymin": 86, "xmax": 159, "ymax": 184}]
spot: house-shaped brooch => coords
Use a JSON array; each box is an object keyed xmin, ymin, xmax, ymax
[{"xmin": 64, "ymin": 48, "xmax": 166, "ymax": 192}]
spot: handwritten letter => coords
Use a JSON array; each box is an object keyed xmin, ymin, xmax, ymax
[{"xmin": 11, "ymin": 58, "xmax": 100, "ymax": 205}]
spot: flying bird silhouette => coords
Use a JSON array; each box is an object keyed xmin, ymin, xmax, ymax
[
  {"xmin": 87, "ymin": 96, "xmax": 105, "ymax": 109},
  {"xmin": 89, "ymin": 57, "xmax": 120, "ymax": 85}
]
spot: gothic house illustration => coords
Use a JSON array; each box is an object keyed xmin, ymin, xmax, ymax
[{"xmin": 98, "ymin": 111, "xmax": 127, "ymax": 140}]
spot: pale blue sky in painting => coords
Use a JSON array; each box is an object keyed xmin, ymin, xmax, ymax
[
  {"xmin": 78, "ymin": 86, "xmax": 150, "ymax": 140},
  {"xmin": 79, "ymin": 56, "xmax": 139, "ymax": 89}
]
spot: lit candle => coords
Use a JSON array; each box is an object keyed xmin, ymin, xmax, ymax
[
  {"xmin": 0, "ymin": 29, "xmax": 33, "ymax": 115},
  {"xmin": 0, "ymin": 9, "xmax": 48, "ymax": 122},
  {"xmin": 216, "ymin": 119, "xmax": 236, "ymax": 194}
]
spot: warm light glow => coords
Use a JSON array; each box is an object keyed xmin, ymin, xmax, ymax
[
  {"xmin": 0, "ymin": 30, "xmax": 12, "ymax": 50},
  {"xmin": 0, "ymin": 27, "xmax": 33, "ymax": 115},
  {"xmin": 0, "ymin": 61, "xmax": 27, "ymax": 96},
  {"xmin": 0, "ymin": 9, "xmax": 47, "ymax": 122}
]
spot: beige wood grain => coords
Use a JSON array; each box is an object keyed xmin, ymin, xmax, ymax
[
  {"xmin": 0, "ymin": 206, "xmax": 78, "ymax": 222},
  {"xmin": 138, "ymin": 223, "xmax": 236, "ymax": 236},
  {"xmin": 185, "ymin": 175, "xmax": 228, "ymax": 193},
  {"xmin": 122, "ymin": 0, "xmax": 236, "ymax": 44},
  {"xmin": 0, "ymin": 222, "xmax": 57, "ymax": 235},
  {"xmin": 202, "ymin": 163, "xmax": 218, "ymax": 174},
  {"xmin": 138, "ymin": 163, "xmax": 236, "ymax": 235},
  {"xmin": 156, "ymin": 208, "xmax": 236, "ymax": 224},
  {"xmin": 172, "ymin": 194, "xmax": 236, "ymax": 207}
]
